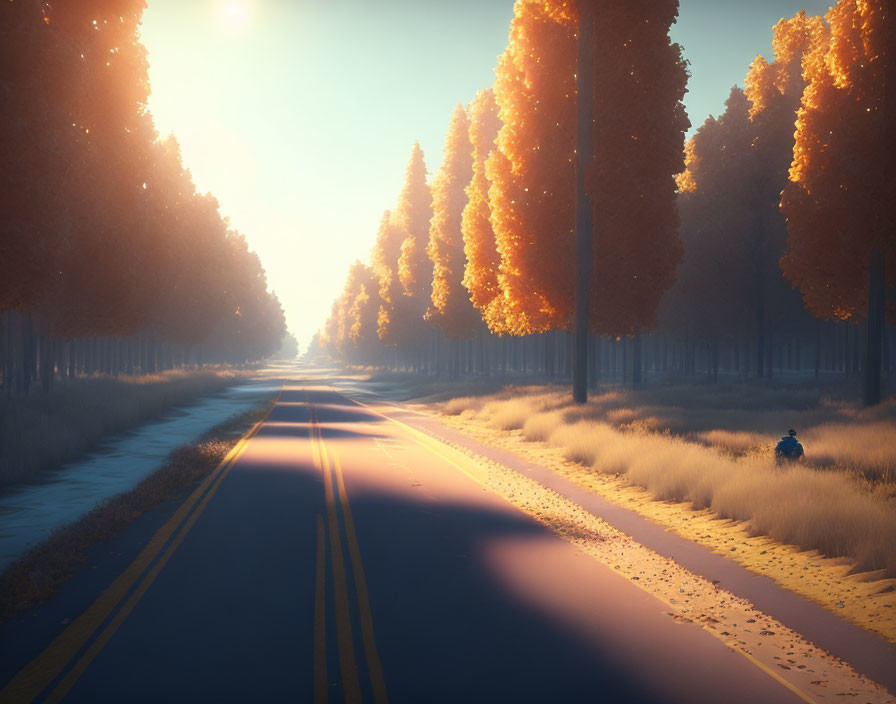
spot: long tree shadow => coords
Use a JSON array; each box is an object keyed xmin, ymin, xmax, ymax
[{"xmin": 0, "ymin": 385, "xmax": 799, "ymax": 704}]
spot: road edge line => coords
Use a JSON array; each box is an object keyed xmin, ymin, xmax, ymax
[
  {"xmin": 0, "ymin": 384, "xmax": 281, "ymax": 704},
  {"xmin": 44, "ymin": 434, "xmax": 255, "ymax": 703}
]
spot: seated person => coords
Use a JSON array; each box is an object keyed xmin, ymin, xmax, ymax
[{"xmin": 775, "ymin": 429, "xmax": 804, "ymax": 462}]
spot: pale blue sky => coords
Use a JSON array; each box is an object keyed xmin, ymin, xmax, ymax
[{"xmin": 141, "ymin": 0, "xmax": 832, "ymax": 349}]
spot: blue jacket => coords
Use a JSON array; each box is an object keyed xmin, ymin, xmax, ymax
[{"xmin": 775, "ymin": 436, "xmax": 804, "ymax": 460}]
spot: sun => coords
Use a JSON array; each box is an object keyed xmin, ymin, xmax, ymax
[{"xmin": 219, "ymin": 0, "xmax": 251, "ymax": 32}]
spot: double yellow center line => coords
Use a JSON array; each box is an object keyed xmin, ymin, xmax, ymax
[{"xmin": 309, "ymin": 408, "xmax": 388, "ymax": 704}]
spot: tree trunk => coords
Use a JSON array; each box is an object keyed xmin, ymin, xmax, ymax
[
  {"xmin": 622, "ymin": 338, "xmax": 629, "ymax": 386},
  {"xmin": 1, "ymin": 312, "xmax": 10, "ymax": 395},
  {"xmin": 814, "ymin": 323, "xmax": 821, "ymax": 379},
  {"xmin": 573, "ymin": 2, "xmax": 594, "ymax": 403},
  {"xmin": 863, "ymin": 249, "xmax": 884, "ymax": 405},
  {"xmin": 756, "ymin": 299, "xmax": 765, "ymax": 378},
  {"xmin": 711, "ymin": 339, "xmax": 719, "ymax": 384},
  {"xmin": 545, "ymin": 334, "xmax": 554, "ymax": 379},
  {"xmin": 21, "ymin": 312, "xmax": 35, "ymax": 394},
  {"xmin": 632, "ymin": 334, "xmax": 642, "ymax": 388},
  {"xmin": 39, "ymin": 317, "xmax": 53, "ymax": 393}
]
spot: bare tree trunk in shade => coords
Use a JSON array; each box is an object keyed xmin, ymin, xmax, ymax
[
  {"xmin": 573, "ymin": 1, "xmax": 595, "ymax": 403},
  {"xmin": 622, "ymin": 338, "xmax": 628, "ymax": 386},
  {"xmin": 1, "ymin": 312, "xmax": 9, "ymax": 395},
  {"xmin": 38, "ymin": 316, "xmax": 52, "ymax": 393},
  {"xmin": 863, "ymin": 249, "xmax": 884, "ymax": 406},
  {"xmin": 632, "ymin": 334, "xmax": 642, "ymax": 388},
  {"xmin": 21, "ymin": 313, "xmax": 35, "ymax": 394},
  {"xmin": 545, "ymin": 333, "xmax": 554, "ymax": 379},
  {"xmin": 815, "ymin": 322, "xmax": 821, "ymax": 379}
]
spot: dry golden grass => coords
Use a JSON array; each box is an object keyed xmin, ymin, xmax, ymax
[
  {"xmin": 0, "ymin": 405, "xmax": 268, "ymax": 622},
  {"xmin": 483, "ymin": 399, "xmax": 538, "ymax": 430},
  {"xmin": 695, "ymin": 429, "xmax": 771, "ymax": 456},
  {"xmin": 435, "ymin": 386, "xmax": 896, "ymax": 576},
  {"xmin": 522, "ymin": 411, "xmax": 566, "ymax": 441},
  {"xmin": 442, "ymin": 396, "xmax": 486, "ymax": 415},
  {"xmin": 803, "ymin": 421, "xmax": 896, "ymax": 482},
  {"xmin": 0, "ymin": 369, "xmax": 243, "ymax": 485}
]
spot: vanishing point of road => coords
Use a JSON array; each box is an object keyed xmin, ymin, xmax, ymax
[{"xmin": 1, "ymin": 369, "xmax": 814, "ymax": 703}]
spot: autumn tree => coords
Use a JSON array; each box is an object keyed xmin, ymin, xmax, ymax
[
  {"xmin": 461, "ymin": 89, "xmax": 505, "ymax": 331},
  {"xmin": 487, "ymin": 0, "xmax": 688, "ymax": 395},
  {"xmin": 781, "ymin": 0, "xmax": 895, "ymax": 404},
  {"xmin": 426, "ymin": 105, "xmax": 478, "ymax": 342},
  {"xmin": 663, "ymin": 12, "xmax": 825, "ymax": 380},
  {"xmin": 0, "ymin": 0, "xmax": 285, "ymax": 389},
  {"xmin": 1, "ymin": 0, "xmax": 155, "ymax": 335},
  {"xmin": 395, "ymin": 142, "xmax": 434, "ymax": 317},
  {"xmin": 743, "ymin": 11, "xmax": 828, "ymax": 375},
  {"xmin": 371, "ymin": 210, "xmax": 413, "ymax": 347},
  {"xmin": 661, "ymin": 88, "xmax": 755, "ymax": 357},
  {"xmin": 320, "ymin": 261, "xmax": 385, "ymax": 365},
  {"xmin": 346, "ymin": 263, "xmax": 383, "ymax": 362},
  {"xmin": 330, "ymin": 261, "xmax": 384, "ymax": 364}
]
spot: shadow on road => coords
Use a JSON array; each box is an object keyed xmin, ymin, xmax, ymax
[{"xmin": 0, "ymin": 382, "xmax": 802, "ymax": 704}]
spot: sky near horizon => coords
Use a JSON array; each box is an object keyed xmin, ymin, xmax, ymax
[{"xmin": 140, "ymin": 0, "xmax": 833, "ymax": 351}]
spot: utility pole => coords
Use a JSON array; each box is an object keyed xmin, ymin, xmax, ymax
[{"xmin": 573, "ymin": 1, "xmax": 595, "ymax": 404}]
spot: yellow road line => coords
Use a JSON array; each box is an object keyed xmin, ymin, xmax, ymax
[
  {"xmin": 45, "ymin": 436, "xmax": 254, "ymax": 703},
  {"xmin": 342, "ymin": 393, "xmax": 818, "ymax": 704},
  {"xmin": 333, "ymin": 455, "xmax": 389, "ymax": 704},
  {"xmin": 313, "ymin": 513, "xmax": 328, "ymax": 704},
  {"xmin": 310, "ymin": 409, "xmax": 322, "ymax": 477},
  {"xmin": 316, "ymin": 417, "xmax": 362, "ymax": 704},
  {"xmin": 0, "ymin": 386, "xmax": 281, "ymax": 704}
]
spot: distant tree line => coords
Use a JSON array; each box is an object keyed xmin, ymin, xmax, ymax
[
  {"xmin": 316, "ymin": 1, "xmax": 894, "ymax": 403},
  {"xmin": 0, "ymin": 0, "xmax": 286, "ymax": 394}
]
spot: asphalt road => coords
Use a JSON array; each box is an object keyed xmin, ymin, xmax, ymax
[{"xmin": 0, "ymin": 375, "xmax": 809, "ymax": 703}]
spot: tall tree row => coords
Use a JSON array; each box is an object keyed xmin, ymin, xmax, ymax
[
  {"xmin": 0, "ymin": 0, "xmax": 286, "ymax": 392},
  {"xmin": 395, "ymin": 143, "xmax": 435, "ymax": 321},
  {"xmin": 371, "ymin": 144, "xmax": 434, "ymax": 368},
  {"xmin": 461, "ymin": 89, "xmax": 504, "ymax": 328},
  {"xmin": 426, "ymin": 105, "xmax": 478, "ymax": 342},
  {"xmin": 318, "ymin": 0, "xmax": 894, "ymax": 403},
  {"xmin": 484, "ymin": 0, "xmax": 688, "ymax": 346},
  {"xmin": 781, "ymin": 0, "xmax": 895, "ymax": 405},
  {"xmin": 371, "ymin": 210, "xmax": 409, "ymax": 347},
  {"xmin": 664, "ymin": 12, "xmax": 825, "ymax": 379}
]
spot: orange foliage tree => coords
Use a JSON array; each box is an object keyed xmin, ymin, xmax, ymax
[
  {"xmin": 395, "ymin": 142, "xmax": 434, "ymax": 317},
  {"xmin": 371, "ymin": 210, "xmax": 415, "ymax": 346},
  {"xmin": 780, "ymin": 0, "xmax": 895, "ymax": 404},
  {"xmin": 426, "ymin": 105, "xmax": 478, "ymax": 340},
  {"xmin": 486, "ymin": 0, "xmax": 688, "ymax": 340},
  {"xmin": 0, "ymin": 0, "xmax": 285, "ymax": 388},
  {"xmin": 321, "ymin": 262, "xmax": 383, "ymax": 364},
  {"xmin": 663, "ymin": 88, "xmax": 755, "ymax": 351},
  {"xmin": 667, "ymin": 12, "xmax": 825, "ymax": 376},
  {"xmin": 347, "ymin": 263, "xmax": 383, "ymax": 361},
  {"xmin": 461, "ymin": 89, "xmax": 505, "ymax": 331}
]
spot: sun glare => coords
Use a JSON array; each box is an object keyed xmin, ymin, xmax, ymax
[{"xmin": 220, "ymin": 0, "xmax": 251, "ymax": 32}]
